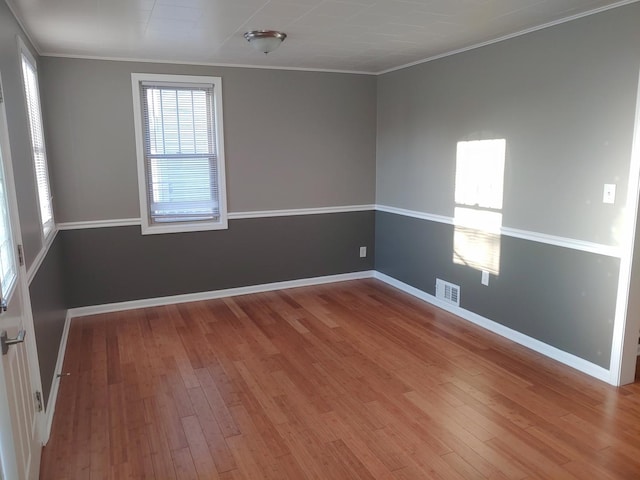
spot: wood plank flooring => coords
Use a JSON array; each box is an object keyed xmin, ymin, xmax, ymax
[{"xmin": 40, "ymin": 279, "xmax": 640, "ymax": 479}]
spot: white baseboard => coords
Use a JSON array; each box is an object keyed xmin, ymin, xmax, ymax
[
  {"xmin": 43, "ymin": 310, "xmax": 72, "ymax": 445},
  {"xmin": 373, "ymin": 271, "xmax": 612, "ymax": 383},
  {"xmin": 53, "ymin": 267, "xmax": 612, "ymax": 421},
  {"xmin": 44, "ymin": 271, "xmax": 372, "ymax": 444},
  {"xmin": 68, "ymin": 270, "xmax": 376, "ymax": 318}
]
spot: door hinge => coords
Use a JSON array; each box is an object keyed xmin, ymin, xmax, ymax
[
  {"xmin": 17, "ymin": 244, "xmax": 24, "ymax": 266},
  {"xmin": 35, "ymin": 391, "xmax": 43, "ymax": 412}
]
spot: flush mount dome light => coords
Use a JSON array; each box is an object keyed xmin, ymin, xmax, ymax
[{"xmin": 244, "ymin": 30, "xmax": 287, "ymax": 54}]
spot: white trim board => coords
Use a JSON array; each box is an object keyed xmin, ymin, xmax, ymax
[
  {"xmin": 56, "ymin": 205, "xmax": 377, "ymax": 230},
  {"xmin": 57, "ymin": 218, "xmax": 141, "ymax": 230},
  {"xmin": 26, "ymin": 227, "xmax": 58, "ymax": 285},
  {"xmin": 60, "ymin": 270, "xmax": 612, "ymax": 386},
  {"xmin": 373, "ymin": 271, "xmax": 611, "ymax": 383},
  {"xmin": 229, "ymin": 204, "xmax": 376, "ymax": 219},
  {"xmin": 375, "ymin": 204, "xmax": 454, "ymax": 225},
  {"xmin": 42, "ymin": 310, "xmax": 71, "ymax": 445},
  {"xmin": 376, "ymin": 204, "xmax": 621, "ymax": 258},
  {"xmin": 68, "ymin": 271, "xmax": 375, "ymax": 318},
  {"xmin": 55, "ymin": 204, "xmax": 617, "ymax": 258}
]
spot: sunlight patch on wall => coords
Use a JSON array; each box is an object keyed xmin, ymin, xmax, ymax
[{"xmin": 453, "ymin": 139, "xmax": 506, "ymax": 275}]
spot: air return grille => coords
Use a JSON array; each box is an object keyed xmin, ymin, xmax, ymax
[{"xmin": 435, "ymin": 279, "xmax": 460, "ymax": 307}]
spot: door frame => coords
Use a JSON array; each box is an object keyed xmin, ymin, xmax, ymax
[
  {"xmin": 610, "ymin": 68, "xmax": 640, "ymax": 386},
  {"xmin": 0, "ymin": 357, "xmax": 19, "ymax": 480},
  {"xmin": 0, "ymin": 71, "xmax": 45, "ymax": 470}
]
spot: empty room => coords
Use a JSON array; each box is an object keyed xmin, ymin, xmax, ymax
[{"xmin": 1, "ymin": 0, "xmax": 640, "ymax": 478}]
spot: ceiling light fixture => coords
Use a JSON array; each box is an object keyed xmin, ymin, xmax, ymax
[{"xmin": 244, "ymin": 30, "xmax": 287, "ymax": 54}]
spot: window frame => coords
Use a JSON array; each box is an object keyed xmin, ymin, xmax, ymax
[
  {"xmin": 131, "ymin": 73, "xmax": 228, "ymax": 235},
  {"xmin": 18, "ymin": 37, "xmax": 55, "ymax": 241},
  {"xmin": 0, "ymin": 80, "xmax": 18, "ymax": 302}
]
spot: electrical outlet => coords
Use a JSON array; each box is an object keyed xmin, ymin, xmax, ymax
[
  {"xmin": 359, "ymin": 246, "xmax": 367, "ymax": 258},
  {"xmin": 603, "ymin": 184, "xmax": 616, "ymax": 204},
  {"xmin": 481, "ymin": 270, "xmax": 489, "ymax": 286}
]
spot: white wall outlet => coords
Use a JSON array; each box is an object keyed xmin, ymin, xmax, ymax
[
  {"xmin": 603, "ymin": 183, "xmax": 616, "ymax": 204},
  {"xmin": 481, "ymin": 270, "xmax": 490, "ymax": 286},
  {"xmin": 359, "ymin": 246, "xmax": 367, "ymax": 258}
]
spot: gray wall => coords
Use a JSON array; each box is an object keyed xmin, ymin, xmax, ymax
[
  {"xmin": 63, "ymin": 212, "xmax": 374, "ymax": 308},
  {"xmin": 375, "ymin": 3, "xmax": 640, "ymax": 368},
  {"xmin": 0, "ymin": 2, "xmax": 68, "ymax": 409},
  {"xmin": 38, "ymin": 56, "xmax": 378, "ymax": 308},
  {"xmin": 376, "ymin": 3, "xmax": 640, "ymax": 246},
  {"xmin": 376, "ymin": 212, "xmax": 619, "ymax": 368},
  {"xmin": 29, "ymin": 233, "xmax": 66, "ymax": 408},
  {"xmin": 40, "ymin": 58, "xmax": 377, "ymax": 222}
]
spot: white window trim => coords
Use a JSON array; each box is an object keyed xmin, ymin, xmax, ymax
[
  {"xmin": 131, "ymin": 73, "xmax": 228, "ymax": 235},
  {"xmin": 17, "ymin": 36, "xmax": 55, "ymax": 241}
]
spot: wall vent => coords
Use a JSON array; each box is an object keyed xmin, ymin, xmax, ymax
[{"xmin": 435, "ymin": 279, "xmax": 460, "ymax": 307}]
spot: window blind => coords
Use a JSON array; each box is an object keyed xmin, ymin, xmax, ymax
[
  {"xmin": 21, "ymin": 54, "xmax": 54, "ymax": 236},
  {"xmin": 140, "ymin": 83, "xmax": 220, "ymax": 225}
]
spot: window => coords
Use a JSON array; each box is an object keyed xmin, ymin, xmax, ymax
[
  {"xmin": 0, "ymin": 139, "xmax": 16, "ymax": 300},
  {"xmin": 131, "ymin": 73, "xmax": 227, "ymax": 234},
  {"xmin": 19, "ymin": 41, "xmax": 54, "ymax": 239}
]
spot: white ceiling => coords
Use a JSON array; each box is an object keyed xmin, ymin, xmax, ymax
[{"xmin": 6, "ymin": 0, "xmax": 635, "ymax": 74}]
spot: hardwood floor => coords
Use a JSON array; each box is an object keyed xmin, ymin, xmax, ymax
[{"xmin": 40, "ymin": 279, "xmax": 640, "ymax": 479}]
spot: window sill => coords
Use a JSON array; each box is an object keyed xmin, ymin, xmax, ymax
[{"xmin": 140, "ymin": 219, "xmax": 228, "ymax": 235}]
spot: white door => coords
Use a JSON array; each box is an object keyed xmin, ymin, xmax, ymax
[{"xmin": 0, "ymin": 74, "xmax": 43, "ymax": 480}]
